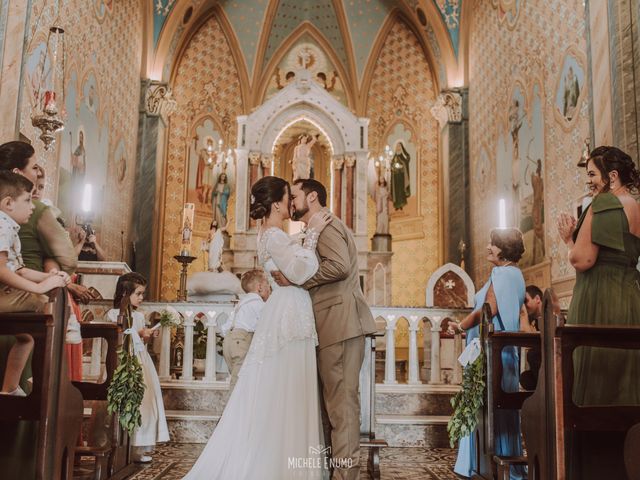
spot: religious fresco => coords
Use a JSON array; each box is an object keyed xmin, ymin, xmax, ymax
[
  {"xmin": 496, "ymin": 81, "xmax": 545, "ymax": 268},
  {"xmin": 474, "ymin": 146, "xmax": 492, "ymax": 199},
  {"xmin": 434, "ymin": 0, "xmax": 461, "ymax": 56},
  {"xmin": 57, "ymin": 71, "xmax": 109, "ymax": 231},
  {"xmin": 469, "ymin": 0, "xmax": 589, "ymax": 283},
  {"xmin": 264, "ymin": 37, "xmax": 348, "ymax": 106},
  {"xmin": 19, "ymin": 0, "xmax": 142, "ymax": 260},
  {"xmin": 385, "ymin": 123, "xmax": 418, "ymax": 214},
  {"xmin": 554, "ymin": 50, "xmax": 585, "ymax": 127}
]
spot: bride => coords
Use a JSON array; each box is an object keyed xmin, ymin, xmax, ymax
[{"xmin": 183, "ymin": 176, "xmax": 331, "ymax": 480}]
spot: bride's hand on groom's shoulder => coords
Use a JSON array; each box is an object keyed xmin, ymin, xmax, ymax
[
  {"xmin": 270, "ymin": 270, "xmax": 292, "ymax": 287},
  {"xmin": 307, "ymin": 211, "xmax": 332, "ymax": 233}
]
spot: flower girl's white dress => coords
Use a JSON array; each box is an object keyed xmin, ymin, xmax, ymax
[
  {"xmin": 183, "ymin": 227, "xmax": 327, "ymax": 479},
  {"xmin": 106, "ymin": 309, "xmax": 169, "ymax": 447}
]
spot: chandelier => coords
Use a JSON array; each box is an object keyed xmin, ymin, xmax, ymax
[{"xmin": 31, "ymin": 24, "xmax": 65, "ymax": 150}]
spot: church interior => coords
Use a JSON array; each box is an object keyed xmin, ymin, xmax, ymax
[{"xmin": 1, "ymin": 0, "xmax": 640, "ymax": 479}]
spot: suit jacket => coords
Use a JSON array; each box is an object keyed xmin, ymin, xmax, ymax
[{"xmin": 303, "ymin": 215, "xmax": 377, "ymax": 349}]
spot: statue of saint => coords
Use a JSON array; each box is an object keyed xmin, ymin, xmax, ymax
[
  {"xmin": 71, "ymin": 130, "xmax": 86, "ymax": 181},
  {"xmin": 374, "ymin": 176, "xmax": 390, "ymax": 235},
  {"xmin": 390, "ymin": 142, "xmax": 411, "ymax": 210},
  {"xmin": 211, "ymin": 173, "xmax": 231, "ymax": 227},
  {"xmin": 291, "ymin": 133, "xmax": 318, "ymax": 181},
  {"xmin": 207, "ymin": 221, "xmax": 224, "ymax": 272},
  {"xmin": 196, "ymin": 137, "xmax": 216, "ymax": 204}
]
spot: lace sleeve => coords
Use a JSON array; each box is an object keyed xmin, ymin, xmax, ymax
[
  {"xmin": 302, "ymin": 227, "xmax": 320, "ymax": 250},
  {"xmin": 266, "ymin": 228, "xmax": 319, "ymax": 284}
]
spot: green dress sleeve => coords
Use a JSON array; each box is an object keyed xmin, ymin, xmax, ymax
[{"xmin": 590, "ymin": 193, "xmax": 625, "ymax": 251}]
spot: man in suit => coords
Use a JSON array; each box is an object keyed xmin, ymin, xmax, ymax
[{"xmin": 272, "ymin": 178, "xmax": 377, "ymax": 480}]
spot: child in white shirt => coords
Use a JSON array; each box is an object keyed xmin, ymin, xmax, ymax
[{"xmin": 222, "ymin": 269, "xmax": 270, "ymax": 394}]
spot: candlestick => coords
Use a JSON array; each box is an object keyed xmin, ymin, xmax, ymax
[{"xmin": 173, "ymin": 254, "xmax": 197, "ymax": 301}]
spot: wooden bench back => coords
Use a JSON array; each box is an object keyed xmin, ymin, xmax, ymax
[
  {"xmin": 474, "ymin": 303, "xmax": 539, "ymax": 479},
  {"xmin": 521, "ymin": 289, "xmax": 640, "ymax": 480},
  {"xmin": 0, "ymin": 289, "xmax": 83, "ymax": 479}
]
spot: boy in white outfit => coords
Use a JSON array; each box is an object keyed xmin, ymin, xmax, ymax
[{"xmin": 222, "ymin": 269, "xmax": 270, "ymax": 394}]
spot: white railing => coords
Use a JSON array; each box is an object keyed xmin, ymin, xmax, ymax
[{"xmin": 85, "ymin": 302, "xmax": 469, "ymax": 387}]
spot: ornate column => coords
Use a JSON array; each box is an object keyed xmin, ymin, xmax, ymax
[
  {"xmin": 159, "ymin": 325, "xmax": 172, "ymax": 381},
  {"xmin": 332, "ymin": 155, "xmax": 344, "ymax": 218},
  {"xmin": 344, "ymin": 154, "xmax": 356, "ymax": 229},
  {"xmin": 260, "ymin": 153, "xmax": 272, "ymax": 178},
  {"xmin": 181, "ymin": 309, "xmax": 195, "ymax": 381},
  {"xmin": 203, "ymin": 310, "xmax": 218, "ymax": 382},
  {"xmin": 132, "ymin": 80, "xmax": 177, "ymax": 291},
  {"xmin": 407, "ymin": 315, "xmax": 422, "ymax": 385},
  {"xmin": 248, "ymin": 152, "xmax": 261, "ymax": 230},
  {"xmin": 428, "ymin": 316, "xmax": 444, "ymax": 384},
  {"xmin": 430, "ymin": 89, "xmax": 469, "ymax": 265},
  {"xmin": 383, "ymin": 314, "xmax": 399, "ymax": 384}
]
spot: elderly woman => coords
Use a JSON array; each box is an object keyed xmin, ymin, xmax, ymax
[
  {"xmin": 557, "ymin": 146, "xmax": 640, "ymax": 479},
  {"xmin": 449, "ymin": 227, "xmax": 527, "ymax": 480}
]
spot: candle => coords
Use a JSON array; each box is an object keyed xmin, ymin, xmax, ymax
[
  {"xmin": 82, "ymin": 184, "xmax": 93, "ymax": 213},
  {"xmin": 180, "ymin": 203, "xmax": 195, "ymax": 256},
  {"xmin": 498, "ymin": 198, "xmax": 507, "ymax": 229}
]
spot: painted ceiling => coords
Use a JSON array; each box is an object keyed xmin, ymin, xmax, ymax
[{"xmin": 153, "ymin": 0, "xmax": 462, "ymax": 81}]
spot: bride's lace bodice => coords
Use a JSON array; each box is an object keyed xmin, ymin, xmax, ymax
[{"xmin": 242, "ymin": 227, "xmax": 320, "ymax": 367}]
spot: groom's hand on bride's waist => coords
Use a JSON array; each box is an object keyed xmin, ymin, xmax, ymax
[{"xmin": 270, "ymin": 270, "xmax": 292, "ymax": 287}]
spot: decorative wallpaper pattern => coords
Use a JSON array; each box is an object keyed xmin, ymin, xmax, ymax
[
  {"xmin": 160, "ymin": 14, "xmax": 244, "ymax": 300},
  {"xmin": 366, "ymin": 19, "xmax": 440, "ymax": 306},
  {"xmin": 20, "ymin": 0, "xmax": 142, "ymax": 262},
  {"xmin": 468, "ymin": 0, "xmax": 589, "ymax": 285}
]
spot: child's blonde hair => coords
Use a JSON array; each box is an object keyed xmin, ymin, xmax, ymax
[{"xmin": 240, "ymin": 269, "xmax": 265, "ymax": 293}]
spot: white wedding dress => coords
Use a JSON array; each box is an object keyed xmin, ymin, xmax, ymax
[{"xmin": 183, "ymin": 227, "xmax": 328, "ymax": 480}]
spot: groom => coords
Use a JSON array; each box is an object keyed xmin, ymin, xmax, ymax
[{"xmin": 272, "ymin": 178, "xmax": 377, "ymax": 480}]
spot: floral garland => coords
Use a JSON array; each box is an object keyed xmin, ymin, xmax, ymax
[
  {"xmin": 447, "ymin": 349, "xmax": 486, "ymax": 447},
  {"xmin": 107, "ymin": 306, "xmax": 146, "ymax": 435}
]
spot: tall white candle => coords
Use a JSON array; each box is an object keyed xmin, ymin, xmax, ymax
[{"xmin": 498, "ymin": 198, "xmax": 507, "ymax": 229}]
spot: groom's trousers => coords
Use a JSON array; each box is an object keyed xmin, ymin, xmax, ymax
[{"xmin": 317, "ymin": 335, "xmax": 365, "ymax": 480}]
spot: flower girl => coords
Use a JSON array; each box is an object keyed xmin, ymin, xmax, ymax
[{"xmin": 107, "ymin": 272, "xmax": 169, "ymax": 462}]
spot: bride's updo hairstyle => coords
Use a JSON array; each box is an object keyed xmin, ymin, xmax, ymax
[
  {"xmin": 249, "ymin": 176, "xmax": 289, "ymax": 220},
  {"xmin": 588, "ymin": 146, "xmax": 640, "ymax": 194}
]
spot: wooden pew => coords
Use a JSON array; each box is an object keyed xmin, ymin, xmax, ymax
[
  {"xmin": 521, "ymin": 290, "xmax": 640, "ymax": 480},
  {"xmin": 474, "ymin": 303, "xmax": 539, "ymax": 480},
  {"xmin": 0, "ymin": 289, "xmax": 84, "ymax": 480},
  {"xmin": 72, "ymin": 321, "xmax": 138, "ymax": 480},
  {"xmin": 359, "ymin": 332, "xmax": 387, "ymax": 479}
]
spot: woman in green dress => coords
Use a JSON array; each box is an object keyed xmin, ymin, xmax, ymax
[{"xmin": 557, "ymin": 146, "xmax": 640, "ymax": 479}]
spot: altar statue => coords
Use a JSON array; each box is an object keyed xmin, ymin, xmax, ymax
[
  {"xmin": 390, "ymin": 142, "xmax": 411, "ymax": 210},
  {"xmin": 374, "ymin": 176, "xmax": 390, "ymax": 235},
  {"xmin": 291, "ymin": 133, "xmax": 318, "ymax": 181},
  {"xmin": 211, "ymin": 173, "xmax": 231, "ymax": 227},
  {"xmin": 207, "ymin": 220, "xmax": 224, "ymax": 272},
  {"xmin": 196, "ymin": 137, "xmax": 216, "ymax": 204}
]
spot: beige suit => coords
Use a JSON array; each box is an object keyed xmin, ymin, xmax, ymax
[{"xmin": 304, "ymin": 216, "xmax": 377, "ymax": 480}]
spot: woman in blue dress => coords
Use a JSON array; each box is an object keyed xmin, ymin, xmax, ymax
[{"xmin": 449, "ymin": 227, "xmax": 528, "ymax": 480}]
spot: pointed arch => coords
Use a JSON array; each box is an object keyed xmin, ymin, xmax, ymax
[
  {"xmin": 253, "ymin": 22, "xmax": 356, "ymax": 111},
  {"xmin": 165, "ymin": 5, "xmax": 251, "ymax": 114},
  {"xmin": 360, "ymin": 10, "xmax": 440, "ymax": 115}
]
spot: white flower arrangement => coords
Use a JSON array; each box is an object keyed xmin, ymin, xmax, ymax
[{"xmin": 159, "ymin": 305, "xmax": 182, "ymax": 328}]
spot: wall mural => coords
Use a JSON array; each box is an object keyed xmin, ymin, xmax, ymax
[
  {"xmin": 496, "ymin": 80, "xmax": 545, "ymax": 267},
  {"xmin": 57, "ymin": 71, "xmax": 109, "ymax": 231},
  {"xmin": 264, "ymin": 37, "xmax": 348, "ymax": 106},
  {"xmin": 554, "ymin": 49, "xmax": 586, "ymax": 129}
]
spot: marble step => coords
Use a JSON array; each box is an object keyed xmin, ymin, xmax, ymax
[
  {"xmin": 375, "ymin": 384, "xmax": 458, "ymax": 416},
  {"xmin": 166, "ymin": 410, "xmax": 220, "ymax": 443},
  {"xmin": 376, "ymin": 414, "xmax": 451, "ymax": 448},
  {"xmin": 161, "ymin": 381, "xmax": 230, "ymax": 414}
]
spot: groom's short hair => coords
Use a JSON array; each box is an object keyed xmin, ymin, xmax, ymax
[{"xmin": 293, "ymin": 178, "xmax": 327, "ymax": 207}]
